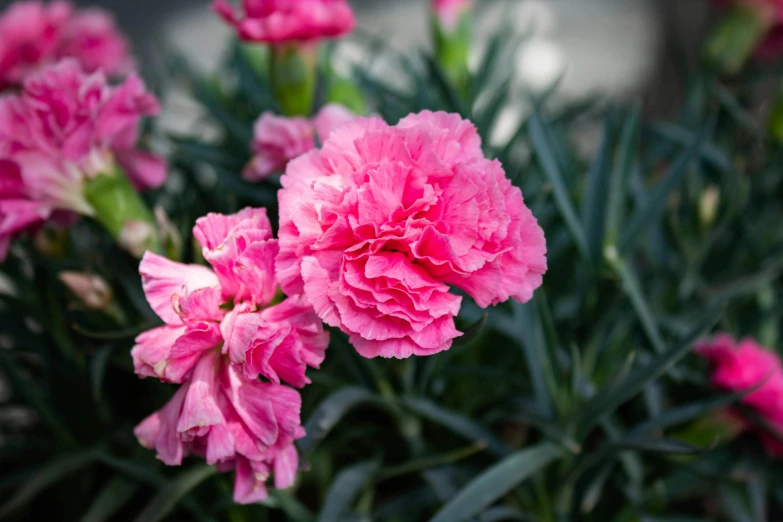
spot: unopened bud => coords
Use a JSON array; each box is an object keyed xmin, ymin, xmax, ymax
[
  {"xmin": 699, "ymin": 185, "xmax": 720, "ymax": 228},
  {"xmin": 59, "ymin": 271, "xmax": 113, "ymax": 310}
]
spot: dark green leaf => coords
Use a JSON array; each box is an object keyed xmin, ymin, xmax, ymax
[
  {"xmin": 299, "ymin": 387, "xmax": 380, "ymax": 455},
  {"xmin": 620, "ymin": 125, "xmax": 707, "ymax": 253},
  {"xmin": 134, "ymin": 465, "xmax": 217, "ymax": 522},
  {"xmin": 0, "ymin": 449, "xmax": 101, "ymax": 519},
  {"xmin": 317, "ymin": 461, "xmax": 379, "ymax": 522},
  {"xmin": 427, "ymin": 442, "xmax": 562, "ymax": 522},
  {"xmin": 577, "ymin": 309, "xmax": 722, "ymax": 438},
  {"xmin": 81, "ymin": 476, "xmax": 139, "ymax": 522},
  {"xmin": 529, "ymin": 112, "xmax": 590, "ymax": 261},
  {"xmin": 403, "ymin": 397, "xmax": 509, "ymax": 458},
  {"xmin": 582, "ymin": 111, "xmax": 615, "ymax": 262}
]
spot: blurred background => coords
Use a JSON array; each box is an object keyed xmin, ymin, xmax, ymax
[{"xmin": 1, "ymin": 0, "xmax": 711, "ymax": 114}]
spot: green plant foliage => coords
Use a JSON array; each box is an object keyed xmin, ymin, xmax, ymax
[{"xmin": 3, "ymin": 4, "xmax": 783, "ymax": 522}]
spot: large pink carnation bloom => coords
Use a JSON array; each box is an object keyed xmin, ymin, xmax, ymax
[
  {"xmin": 0, "ymin": 59, "xmax": 164, "ymax": 260},
  {"xmin": 213, "ymin": 0, "xmax": 355, "ymax": 44},
  {"xmin": 133, "ymin": 208, "xmax": 328, "ymax": 502},
  {"xmin": 697, "ymin": 333, "xmax": 783, "ymax": 457},
  {"xmin": 277, "ymin": 111, "xmax": 547, "ymax": 359},
  {"xmin": 245, "ymin": 103, "xmax": 356, "ymax": 181},
  {"xmin": 135, "ymin": 349, "xmax": 304, "ymax": 504},
  {"xmin": 0, "ymin": 1, "xmax": 131, "ymax": 89}
]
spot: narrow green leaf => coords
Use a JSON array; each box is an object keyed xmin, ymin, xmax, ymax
[
  {"xmin": 317, "ymin": 461, "xmax": 379, "ymax": 522},
  {"xmin": 268, "ymin": 490, "xmax": 315, "ymax": 522},
  {"xmin": 299, "ymin": 387, "xmax": 380, "ymax": 454},
  {"xmin": 0, "ymin": 345, "xmax": 74, "ymax": 446},
  {"xmin": 454, "ymin": 313, "xmax": 488, "ymax": 346},
  {"xmin": 0, "ymin": 449, "xmax": 101, "ymax": 519},
  {"xmin": 625, "ymin": 391, "xmax": 747, "ymax": 438},
  {"xmin": 513, "ymin": 301, "xmax": 555, "ymax": 418},
  {"xmin": 648, "ymin": 122, "xmax": 730, "ymax": 173},
  {"xmin": 582, "ymin": 111, "xmax": 615, "ymax": 262},
  {"xmin": 90, "ymin": 344, "xmax": 113, "ymax": 402},
  {"xmin": 580, "ymin": 462, "xmax": 615, "ymax": 514},
  {"xmin": 424, "ymin": 54, "xmax": 466, "ymax": 115},
  {"xmin": 403, "ymin": 397, "xmax": 509, "ymax": 458},
  {"xmin": 619, "ymin": 126, "xmax": 706, "ymax": 253},
  {"xmin": 529, "ymin": 112, "xmax": 590, "ymax": 261},
  {"xmin": 577, "ymin": 309, "xmax": 722, "ymax": 438},
  {"xmin": 427, "ymin": 442, "xmax": 562, "ymax": 522},
  {"xmin": 608, "ymin": 255, "xmax": 667, "ymax": 355},
  {"xmin": 479, "ymin": 506, "xmax": 528, "ymax": 521},
  {"xmin": 611, "ymin": 437, "xmax": 706, "ymax": 455},
  {"xmin": 134, "ymin": 465, "xmax": 217, "ymax": 522},
  {"xmin": 81, "ymin": 476, "xmax": 139, "ymax": 522},
  {"xmin": 605, "ymin": 103, "xmax": 640, "ymax": 246}
]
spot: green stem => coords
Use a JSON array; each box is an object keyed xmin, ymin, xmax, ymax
[
  {"xmin": 433, "ymin": 9, "xmax": 472, "ymax": 93},
  {"xmin": 270, "ymin": 43, "xmax": 317, "ymax": 116}
]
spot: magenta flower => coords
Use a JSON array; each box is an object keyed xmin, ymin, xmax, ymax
[
  {"xmin": 433, "ymin": 0, "xmax": 472, "ymax": 30},
  {"xmin": 0, "ymin": 1, "xmax": 132, "ymax": 89},
  {"xmin": 212, "ymin": 0, "xmax": 355, "ymax": 44},
  {"xmin": 697, "ymin": 333, "xmax": 783, "ymax": 457},
  {"xmin": 245, "ymin": 104, "xmax": 356, "ymax": 181},
  {"xmin": 276, "ymin": 111, "xmax": 547, "ymax": 359},
  {"xmin": 56, "ymin": 7, "xmax": 132, "ymax": 76},
  {"xmin": 0, "ymin": 59, "xmax": 165, "ymax": 260},
  {"xmin": 135, "ymin": 349, "xmax": 304, "ymax": 504},
  {"xmin": 133, "ymin": 208, "xmax": 328, "ymax": 502}
]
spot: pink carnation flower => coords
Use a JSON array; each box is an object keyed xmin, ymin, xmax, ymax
[
  {"xmin": 135, "ymin": 349, "xmax": 304, "ymax": 504},
  {"xmin": 0, "ymin": 59, "xmax": 165, "ymax": 260},
  {"xmin": 277, "ymin": 111, "xmax": 547, "ymax": 359},
  {"xmin": 697, "ymin": 333, "xmax": 783, "ymax": 457},
  {"xmin": 244, "ymin": 103, "xmax": 356, "ymax": 181},
  {"xmin": 0, "ymin": 1, "xmax": 132, "ymax": 89},
  {"xmin": 132, "ymin": 207, "xmax": 329, "ymax": 387},
  {"xmin": 133, "ymin": 208, "xmax": 328, "ymax": 502},
  {"xmin": 433, "ymin": 0, "xmax": 472, "ymax": 30},
  {"xmin": 213, "ymin": 0, "xmax": 355, "ymax": 44},
  {"xmin": 56, "ymin": 8, "xmax": 133, "ymax": 76}
]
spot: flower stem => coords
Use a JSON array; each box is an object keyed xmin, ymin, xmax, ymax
[{"xmin": 270, "ymin": 43, "xmax": 317, "ymax": 116}]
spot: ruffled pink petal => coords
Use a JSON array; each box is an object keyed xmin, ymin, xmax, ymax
[
  {"xmin": 139, "ymin": 251, "xmax": 220, "ymax": 325},
  {"xmin": 114, "ymin": 149, "xmax": 167, "ymax": 191},
  {"xmin": 313, "ymin": 103, "xmax": 356, "ymax": 142}
]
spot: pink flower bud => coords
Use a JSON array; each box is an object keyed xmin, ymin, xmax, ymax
[{"xmin": 59, "ymin": 271, "xmax": 113, "ymax": 310}]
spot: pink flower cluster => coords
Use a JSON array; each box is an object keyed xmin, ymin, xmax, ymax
[
  {"xmin": 432, "ymin": 0, "xmax": 472, "ymax": 30},
  {"xmin": 697, "ymin": 333, "xmax": 783, "ymax": 456},
  {"xmin": 213, "ymin": 0, "xmax": 355, "ymax": 44},
  {"xmin": 133, "ymin": 208, "xmax": 329, "ymax": 503},
  {"xmin": 245, "ymin": 103, "xmax": 355, "ymax": 181},
  {"xmin": 0, "ymin": 59, "xmax": 165, "ymax": 260},
  {"xmin": 277, "ymin": 111, "xmax": 547, "ymax": 359},
  {"xmin": 0, "ymin": 1, "xmax": 131, "ymax": 89}
]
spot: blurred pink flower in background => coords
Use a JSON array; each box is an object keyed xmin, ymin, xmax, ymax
[
  {"xmin": 212, "ymin": 0, "xmax": 355, "ymax": 44},
  {"xmin": 0, "ymin": 1, "xmax": 132, "ymax": 89},
  {"xmin": 277, "ymin": 111, "xmax": 547, "ymax": 359},
  {"xmin": 697, "ymin": 333, "xmax": 783, "ymax": 456},
  {"xmin": 56, "ymin": 7, "xmax": 133, "ymax": 76},
  {"xmin": 432, "ymin": 0, "xmax": 472, "ymax": 30},
  {"xmin": 244, "ymin": 104, "xmax": 356, "ymax": 181},
  {"xmin": 133, "ymin": 208, "xmax": 329, "ymax": 502},
  {"xmin": 0, "ymin": 59, "xmax": 164, "ymax": 260}
]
